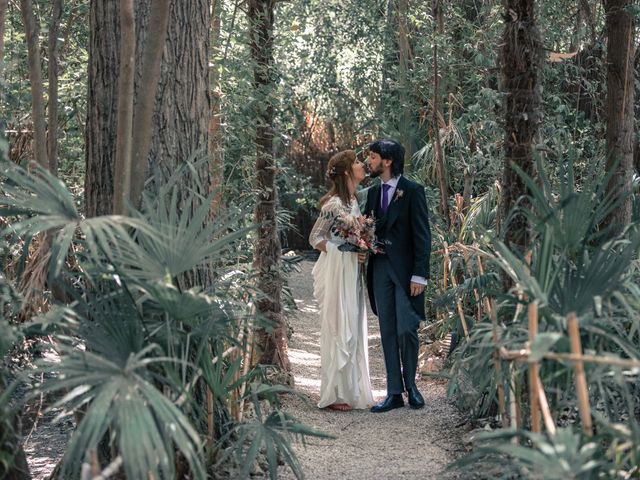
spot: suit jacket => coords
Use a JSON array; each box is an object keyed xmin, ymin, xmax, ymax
[{"xmin": 365, "ymin": 175, "xmax": 431, "ymax": 319}]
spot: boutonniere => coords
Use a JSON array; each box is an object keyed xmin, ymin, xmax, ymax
[{"xmin": 394, "ymin": 189, "xmax": 405, "ymax": 202}]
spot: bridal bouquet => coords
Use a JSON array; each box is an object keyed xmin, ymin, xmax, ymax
[{"xmin": 330, "ymin": 214, "xmax": 385, "ymax": 254}]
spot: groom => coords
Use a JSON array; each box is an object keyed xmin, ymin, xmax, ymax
[{"xmin": 365, "ymin": 139, "xmax": 431, "ymax": 412}]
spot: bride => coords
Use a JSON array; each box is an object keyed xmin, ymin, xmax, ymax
[{"xmin": 308, "ymin": 150, "xmax": 374, "ymax": 411}]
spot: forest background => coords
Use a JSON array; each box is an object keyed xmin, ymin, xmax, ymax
[{"xmin": 1, "ymin": 0, "xmax": 640, "ymax": 479}]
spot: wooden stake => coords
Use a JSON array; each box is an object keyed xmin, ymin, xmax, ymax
[
  {"xmin": 527, "ymin": 302, "xmax": 541, "ymax": 433},
  {"xmin": 535, "ymin": 373, "xmax": 556, "ymax": 435},
  {"xmin": 236, "ymin": 321, "xmax": 255, "ymax": 423},
  {"xmin": 476, "ymin": 252, "xmax": 493, "ymax": 317},
  {"xmin": 566, "ymin": 312, "xmax": 593, "ymax": 437},
  {"xmin": 509, "ymin": 365, "xmax": 520, "ymax": 430},
  {"xmin": 462, "ymin": 249, "xmax": 482, "ymax": 322},
  {"xmin": 489, "ymin": 299, "xmax": 508, "ymax": 428},
  {"xmin": 206, "ymin": 387, "xmax": 214, "ymax": 445},
  {"xmin": 444, "ymin": 242, "xmax": 469, "ymax": 339}
]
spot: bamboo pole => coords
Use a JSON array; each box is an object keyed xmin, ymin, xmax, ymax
[
  {"xmin": 508, "ymin": 364, "xmax": 520, "ymax": 430},
  {"xmin": 444, "ymin": 242, "xmax": 469, "ymax": 339},
  {"xmin": 462, "ymin": 249, "xmax": 482, "ymax": 321},
  {"xmin": 236, "ymin": 324, "xmax": 255, "ymax": 423},
  {"xmin": 489, "ymin": 299, "xmax": 508, "ymax": 428},
  {"xmin": 527, "ymin": 302, "xmax": 541, "ymax": 433},
  {"xmin": 566, "ymin": 312, "xmax": 593, "ymax": 437},
  {"xmin": 206, "ymin": 388, "xmax": 214, "ymax": 445},
  {"xmin": 475, "ymin": 250, "xmax": 493, "ymax": 318},
  {"xmin": 500, "ymin": 347, "xmax": 640, "ymax": 368},
  {"xmin": 535, "ymin": 373, "xmax": 556, "ymax": 434}
]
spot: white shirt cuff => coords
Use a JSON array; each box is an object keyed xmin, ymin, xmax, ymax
[{"xmin": 411, "ymin": 275, "xmax": 427, "ymax": 286}]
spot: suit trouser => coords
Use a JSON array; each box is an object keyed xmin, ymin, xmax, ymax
[{"xmin": 372, "ymin": 256, "xmax": 420, "ymax": 395}]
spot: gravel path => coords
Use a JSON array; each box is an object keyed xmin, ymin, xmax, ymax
[
  {"xmin": 23, "ymin": 258, "xmax": 467, "ymax": 479},
  {"xmin": 278, "ymin": 259, "xmax": 466, "ymax": 479}
]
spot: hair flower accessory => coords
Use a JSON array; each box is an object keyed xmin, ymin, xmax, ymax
[
  {"xmin": 325, "ymin": 166, "xmax": 338, "ymax": 180},
  {"xmin": 394, "ymin": 189, "xmax": 404, "ymax": 202}
]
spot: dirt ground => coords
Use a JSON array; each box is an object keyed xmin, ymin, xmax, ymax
[{"xmin": 277, "ymin": 259, "xmax": 467, "ymax": 479}]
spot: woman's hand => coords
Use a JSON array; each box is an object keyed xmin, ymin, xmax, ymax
[{"xmin": 357, "ymin": 252, "xmax": 367, "ymax": 264}]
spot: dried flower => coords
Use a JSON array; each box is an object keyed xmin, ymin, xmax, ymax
[
  {"xmin": 325, "ymin": 166, "xmax": 338, "ymax": 180},
  {"xmin": 394, "ymin": 189, "xmax": 405, "ymax": 202},
  {"xmin": 330, "ymin": 214, "xmax": 385, "ymax": 254}
]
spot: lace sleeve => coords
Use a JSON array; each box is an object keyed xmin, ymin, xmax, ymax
[{"xmin": 309, "ymin": 197, "xmax": 343, "ymax": 249}]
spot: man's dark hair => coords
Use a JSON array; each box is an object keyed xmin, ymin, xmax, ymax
[{"xmin": 369, "ymin": 139, "xmax": 405, "ymax": 176}]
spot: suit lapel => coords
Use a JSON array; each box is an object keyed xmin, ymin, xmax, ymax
[
  {"xmin": 367, "ymin": 183, "xmax": 381, "ymax": 217},
  {"xmin": 385, "ymin": 176, "xmax": 407, "ymax": 229}
]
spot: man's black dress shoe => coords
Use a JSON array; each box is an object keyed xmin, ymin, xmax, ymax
[
  {"xmin": 407, "ymin": 386, "xmax": 425, "ymax": 409},
  {"xmin": 370, "ymin": 394, "xmax": 404, "ymax": 413}
]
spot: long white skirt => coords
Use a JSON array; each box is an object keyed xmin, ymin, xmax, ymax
[{"xmin": 312, "ymin": 243, "xmax": 374, "ymax": 409}]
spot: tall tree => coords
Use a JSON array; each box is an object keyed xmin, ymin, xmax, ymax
[
  {"xmin": 249, "ymin": 0, "xmax": 291, "ymax": 374},
  {"xmin": 129, "ymin": 0, "xmax": 172, "ymax": 209},
  {"xmin": 85, "ymin": 0, "xmax": 211, "ymax": 217},
  {"xmin": 85, "ymin": 0, "xmax": 119, "ymax": 216},
  {"xmin": 47, "ymin": 0, "xmax": 64, "ymax": 177},
  {"xmin": 398, "ymin": 0, "xmax": 412, "ymax": 164},
  {"xmin": 603, "ymin": 0, "xmax": 635, "ymax": 231},
  {"xmin": 113, "ymin": 0, "xmax": 135, "ymax": 215},
  {"xmin": 498, "ymin": 0, "xmax": 541, "ymax": 251},
  {"xmin": 0, "ymin": 0, "xmax": 8, "ymax": 74},
  {"xmin": 209, "ymin": 0, "xmax": 224, "ymax": 216},
  {"xmin": 21, "ymin": 0, "xmax": 49, "ymax": 170},
  {"xmin": 432, "ymin": 0, "xmax": 450, "ymax": 229}
]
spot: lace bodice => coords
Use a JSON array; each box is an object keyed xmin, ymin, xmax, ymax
[{"xmin": 309, "ymin": 196, "xmax": 361, "ymax": 249}]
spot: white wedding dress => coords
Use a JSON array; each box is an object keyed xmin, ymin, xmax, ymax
[{"xmin": 309, "ymin": 196, "xmax": 374, "ymax": 409}]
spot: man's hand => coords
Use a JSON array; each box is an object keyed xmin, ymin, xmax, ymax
[
  {"xmin": 410, "ymin": 281, "xmax": 425, "ymax": 296},
  {"xmin": 357, "ymin": 252, "xmax": 367, "ymax": 264}
]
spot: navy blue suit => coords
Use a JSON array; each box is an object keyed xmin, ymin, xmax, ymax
[{"xmin": 365, "ymin": 176, "xmax": 431, "ymax": 394}]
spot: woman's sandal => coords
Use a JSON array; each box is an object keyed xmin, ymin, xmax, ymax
[{"xmin": 326, "ymin": 403, "xmax": 352, "ymax": 412}]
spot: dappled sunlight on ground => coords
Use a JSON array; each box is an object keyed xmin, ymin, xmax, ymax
[{"xmin": 280, "ymin": 259, "xmax": 465, "ymax": 479}]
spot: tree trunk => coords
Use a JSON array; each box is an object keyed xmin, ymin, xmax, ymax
[
  {"xmin": 113, "ymin": 0, "xmax": 135, "ymax": 215},
  {"xmin": 20, "ymin": 0, "xmax": 49, "ymax": 170},
  {"xmin": 0, "ymin": 0, "xmax": 8, "ymax": 68},
  {"xmin": 47, "ymin": 0, "xmax": 64, "ymax": 177},
  {"xmin": 248, "ymin": 0, "xmax": 290, "ymax": 374},
  {"xmin": 0, "ymin": 0, "xmax": 8, "ymax": 140},
  {"xmin": 398, "ymin": 0, "xmax": 412, "ymax": 165},
  {"xmin": 209, "ymin": 0, "xmax": 224, "ymax": 216},
  {"xmin": 432, "ymin": 0, "xmax": 450, "ymax": 229},
  {"xmin": 129, "ymin": 0, "xmax": 171, "ymax": 209},
  {"xmin": 603, "ymin": 0, "xmax": 635, "ymax": 231},
  {"xmin": 85, "ymin": 0, "xmax": 120, "ymax": 217},
  {"xmin": 377, "ymin": 0, "xmax": 396, "ymax": 125},
  {"xmin": 85, "ymin": 0, "xmax": 212, "ymax": 217},
  {"xmin": 498, "ymin": 0, "xmax": 541, "ymax": 252}
]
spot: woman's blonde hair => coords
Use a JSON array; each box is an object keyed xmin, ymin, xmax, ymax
[{"xmin": 320, "ymin": 150, "xmax": 357, "ymax": 207}]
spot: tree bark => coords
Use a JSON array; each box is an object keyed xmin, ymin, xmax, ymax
[
  {"xmin": 603, "ymin": 0, "xmax": 635, "ymax": 231},
  {"xmin": 47, "ymin": 0, "xmax": 64, "ymax": 177},
  {"xmin": 498, "ymin": 0, "xmax": 541, "ymax": 252},
  {"xmin": 20, "ymin": 0, "xmax": 49, "ymax": 170},
  {"xmin": 248, "ymin": 0, "xmax": 290, "ymax": 373},
  {"xmin": 0, "ymin": 0, "xmax": 8, "ymax": 67},
  {"xmin": 398, "ymin": 0, "xmax": 412, "ymax": 165},
  {"xmin": 113, "ymin": 0, "xmax": 135, "ymax": 215},
  {"xmin": 432, "ymin": 0, "xmax": 450, "ymax": 229},
  {"xmin": 85, "ymin": 0, "xmax": 120, "ymax": 217},
  {"xmin": 209, "ymin": 0, "xmax": 224, "ymax": 216},
  {"xmin": 85, "ymin": 0, "xmax": 212, "ymax": 217},
  {"xmin": 129, "ymin": 0, "xmax": 171, "ymax": 209}
]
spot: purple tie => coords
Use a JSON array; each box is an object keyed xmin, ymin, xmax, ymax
[{"xmin": 381, "ymin": 184, "xmax": 391, "ymax": 213}]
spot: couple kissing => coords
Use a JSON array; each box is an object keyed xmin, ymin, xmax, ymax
[{"xmin": 309, "ymin": 139, "xmax": 431, "ymax": 413}]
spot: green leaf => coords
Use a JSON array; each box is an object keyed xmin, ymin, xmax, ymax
[{"xmin": 529, "ymin": 332, "xmax": 563, "ymax": 362}]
